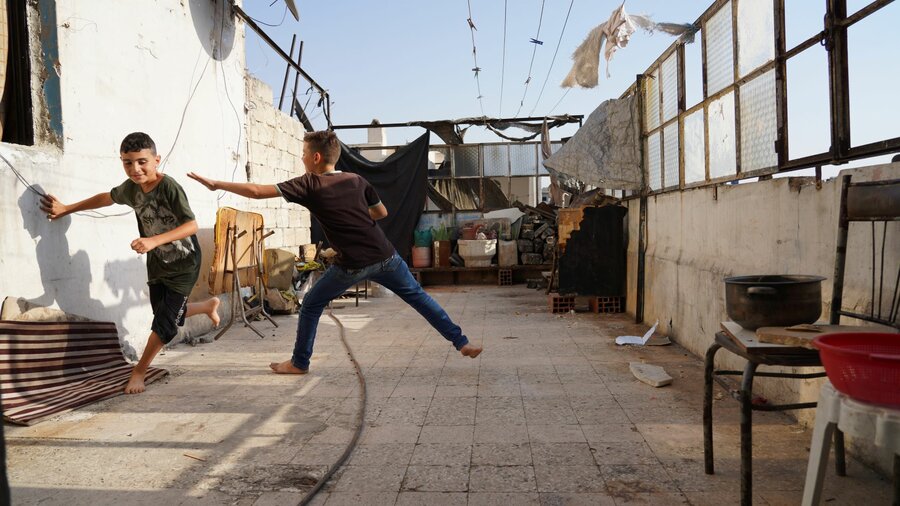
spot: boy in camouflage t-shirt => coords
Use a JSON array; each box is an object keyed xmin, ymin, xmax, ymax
[{"xmin": 40, "ymin": 132, "xmax": 220, "ymax": 394}]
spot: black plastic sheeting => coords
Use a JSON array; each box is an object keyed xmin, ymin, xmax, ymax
[
  {"xmin": 311, "ymin": 133, "xmax": 429, "ymax": 262},
  {"xmin": 558, "ymin": 206, "xmax": 628, "ymax": 296}
]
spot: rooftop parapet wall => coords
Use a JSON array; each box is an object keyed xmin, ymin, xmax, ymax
[{"xmin": 625, "ymin": 162, "xmax": 900, "ymax": 474}]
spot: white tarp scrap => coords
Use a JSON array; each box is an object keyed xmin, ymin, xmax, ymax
[
  {"xmin": 562, "ymin": 3, "xmax": 697, "ymax": 89},
  {"xmin": 542, "ymin": 95, "xmax": 642, "ymax": 190}
]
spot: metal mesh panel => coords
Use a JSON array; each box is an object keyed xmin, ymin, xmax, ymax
[
  {"xmin": 705, "ymin": 2, "xmax": 734, "ymax": 96},
  {"xmin": 737, "ymin": 0, "xmax": 774, "ymax": 77},
  {"xmin": 483, "ymin": 145, "xmax": 510, "ymax": 177},
  {"xmin": 510, "ymin": 143, "xmax": 538, "ymax": 176},
  {"xmin": 740, "ymin": 69, "xmax": 777, "ymax": 172},
  {"xmin": 708, "ymin": 91, "xmax": 737, "ymax": 178},
  {"xmin": 428, "ymin": 147, "xmax": 452, "ymax": 179},
  {"xmin": 684, "ymin": 109, "xmax": 705, "ymax": 183},
  {"xmin": 661, "ymin": 54, "xmax": 678, "ymax": 122},
  {"xmin": 663, "ymin": 122, "xmax": 679, "ymax": 188},
  {"xmin": 453, "ymin": 145, "xmax": 480, "ymax": 177},
  {"xmin": 644, "ymin": 68, "xmax": 660, "ymax": 132},
  {"xmin": 647, "ymin": 132, "xmax": 662, "ymax": 190}
]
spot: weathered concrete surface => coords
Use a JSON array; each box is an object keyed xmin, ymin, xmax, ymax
[
  {"xmin": 625, "ymin": 163, "xmax": 900, "ymax": 474},
  {"xmin": 6, "ymin": 286, "xmax": 891, "ymax": 505}
]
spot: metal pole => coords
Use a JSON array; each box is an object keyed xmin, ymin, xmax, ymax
[
  {"xmin": 289, "ymin": 41, "xmax": 304, "ymax": 118},
  {"xmin": 230, "ymin": 2, "xmax": 329, "ymax": 102},
  {"xmin": 278, "ymin": 35, "xmax": 297, "ymax": 111}
]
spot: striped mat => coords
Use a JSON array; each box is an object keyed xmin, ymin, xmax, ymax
[{"xmin": 0, "ymin": 320, "xmax": 168, "ymax": 425}]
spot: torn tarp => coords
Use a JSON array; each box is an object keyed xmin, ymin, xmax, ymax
[
  {"xmin": 542, "ymin": 95, "xmax": 642, "ymax": 190},
  {"xmin": 562, "ymin": 3, "xmax": 697, "ymax": 88}
]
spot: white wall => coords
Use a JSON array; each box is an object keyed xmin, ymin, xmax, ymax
[
  {"xmin": 0, "ymin": 1, "xmax": 249, "ymax": 358},
  {"xmin": 625, "ymin": 162, "xmax": 900, "ymax": 472}
]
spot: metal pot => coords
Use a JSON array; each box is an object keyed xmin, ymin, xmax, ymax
[{"xmin": 724, "ymin": 275, "xmax": 826, "ymax": 330}]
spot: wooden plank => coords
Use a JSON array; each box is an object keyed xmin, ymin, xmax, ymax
[
  {"xmin": 757, "ymin": 324, "xmax": 898, "ymax": 349},
  {"xmin": 556, "ymin": 207, "xmax": 586, "ymax": 248}
]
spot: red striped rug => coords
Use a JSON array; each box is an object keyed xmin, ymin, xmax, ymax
[{"xmin": 0, "ymin": 320, "xmax": 168, "ymax": 425}]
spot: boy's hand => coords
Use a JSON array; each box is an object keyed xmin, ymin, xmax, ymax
[
  {"xmin": 39, "ymin": 194, "xmax": 68, "ymax": 220},
  {"xmin": 187, "ymin": 172, "xmax": 217, "ymax": 191},
  {"xmin": 131, "ymin": 237, "xmax": 159, "ymax": 255}
]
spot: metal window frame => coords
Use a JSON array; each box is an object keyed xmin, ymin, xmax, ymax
[{"xmin": 628, "ymin": 0, "xmax": 898, "ymax": 197}]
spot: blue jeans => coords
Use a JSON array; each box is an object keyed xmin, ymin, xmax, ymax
[{"xmin": 292, "ymin": 252, "xmax": 469, "ymax": 370}]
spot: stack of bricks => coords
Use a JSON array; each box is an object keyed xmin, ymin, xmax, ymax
[
  {"xmin": 548, "ymin": 294, "xmax": 575, "ymax": 313},
  {"xmin": 498, "ymin": 268, "xmax": 513, "ymax": 286},
  {"xmin": 589, "ymin": 296, "xmax": 623, "ymax": 314}
]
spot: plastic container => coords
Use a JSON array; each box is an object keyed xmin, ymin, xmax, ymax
[
  {"xmin": 458, "ymin": 239, "xmax": 496, "ymax": 267},
  {"xmin": 813, "ymin": 333, "xmax": 900, "ymax": 407}
]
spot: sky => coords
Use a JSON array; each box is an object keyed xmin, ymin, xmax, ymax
[{"xmin": 242, "ymin": 0, "xmax": 899, "ymax": 173}]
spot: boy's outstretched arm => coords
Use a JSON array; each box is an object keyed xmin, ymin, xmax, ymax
[
  {"xmin": 187, "ymin": 172, "xmax": 280, "ymax": 199},
  {"xmin": 40, "ymin": 192, "xmax": 113, "ymax": 220},
  {"xmin": 131, "ymin": 220, "xmax": 198, "ymax": 254}
]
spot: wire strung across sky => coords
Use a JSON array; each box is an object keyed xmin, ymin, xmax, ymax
[
  {"xmin": 498, "ymin": 0, "xmax": 508, "ymax": 118},
  {"xmin": 529, "ymin": 0, "xmax": 575, "ymax": 116},
  {"xmin": 514, "ymin": 0, "xmax": 546, "ymax": 118},
  {"xmin": 466, "ymin": 0, "xmax": 486, "ymax": 116}
]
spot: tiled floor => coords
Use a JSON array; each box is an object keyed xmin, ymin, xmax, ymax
[{"xmin": 6, "ymin": 285, "xmax": 892, "ymax": 505}]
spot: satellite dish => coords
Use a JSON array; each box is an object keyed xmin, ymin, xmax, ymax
[{"xmin": 284, "ymin": 0, "xmax": 299, "ymax": 21}]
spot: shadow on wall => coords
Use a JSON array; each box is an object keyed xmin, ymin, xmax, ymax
[
  {"xmin": 189, "ymin": 0, "xmax": 236, "ymax": 61},
  {"xmin": 16, "ymin": 186, "xmax": 146, "ymax": 359}
]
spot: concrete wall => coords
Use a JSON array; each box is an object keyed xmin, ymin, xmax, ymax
[
  {"xmin": 244, "ymin": 77, "xmax": 311, "ymax": 251},
  {"xmin": 0, "ymin": 1, "xmax": 251, "ymax": 358},
  {"xmin": 625, "ymin": 162, "xmax": 900, "ymax": 472}
]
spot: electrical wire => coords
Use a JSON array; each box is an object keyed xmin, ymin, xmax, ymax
[
  {"xmin": 547, "ymin": 88, "xmax": 572, "ymax": 115},
  {"xmin": 248, "ymin": 4, "xmax": 288, "ymax": 27},
  {"xmin": 529, "ymin": 0, "xmax": 575, "ymax": 116},
  {"xmin": 215, "ymin": 0, "xmax": 245, "ymax": 203},
  {"xmin": 514, "ymin": 0, "xmax": 546, "ymax": 118},
  {"xmin": 159, "ymin": 50, "xmax": 212, "ymax": 173},
  {"xmin": 466, "ymin": 0, "xmax": 486, "ymax": 116},
  {"xmin": 498, "ymin": 0, "xmax": 508, "ymax": 117},
  {"xmin": 0, "ymin": 151, "xmax": 131, "ymax": 218}
]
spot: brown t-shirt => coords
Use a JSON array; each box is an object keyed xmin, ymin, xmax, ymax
[{"xmin": 277, "ymin": 172, "xmax": 395, "ymax": 268}]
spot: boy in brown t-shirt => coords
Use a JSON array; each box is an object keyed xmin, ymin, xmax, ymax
[{"xmin": 188, "ymin": 131, "xmax": 481, "ymax": 373}]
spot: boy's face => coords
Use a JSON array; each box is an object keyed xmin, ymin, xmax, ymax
[
  {"xmin": 301, "ymin": 143, "xmax": 321, "ymax": 173},
  {"xmin": 120, "ymin": 149, "xmax": 161, "ymax": 185}
]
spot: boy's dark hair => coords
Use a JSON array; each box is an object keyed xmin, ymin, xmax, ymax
[
  {"xmin": 303, "ymin": 131, "xmax": 341, "ymax": 164},
  {"xmin": 120, "ymin": 132, "xmax": 157, "ymax": 155}
]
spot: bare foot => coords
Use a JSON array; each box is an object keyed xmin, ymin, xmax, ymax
[
  {"xmin": 460, "ymin": 343, "xmax": 482, "ymax": 358},
  {"xmin": 269, "ymin": 360, "xmax": 308, "ymax": 374},
  {"xmin": 124, "ymin": 370, "xmax": 146, "ymax": 394},
  {"xmin": 207, "ymin": 297, "xmax": 221, "ymax": 327}
]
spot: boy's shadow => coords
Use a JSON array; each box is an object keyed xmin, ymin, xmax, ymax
[{"xmin": 16, "ymin": 188, "xmax": 139, "ymax": 340}]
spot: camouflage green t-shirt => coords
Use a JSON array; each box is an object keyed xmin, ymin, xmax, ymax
[{"xmin": 110, "ymin": 175, "xmax": 201, "ymax": 296}]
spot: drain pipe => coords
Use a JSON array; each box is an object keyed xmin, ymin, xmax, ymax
[{"xmin": 634, "ymin": 74, "xmax": 647, "ymax": 324}]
